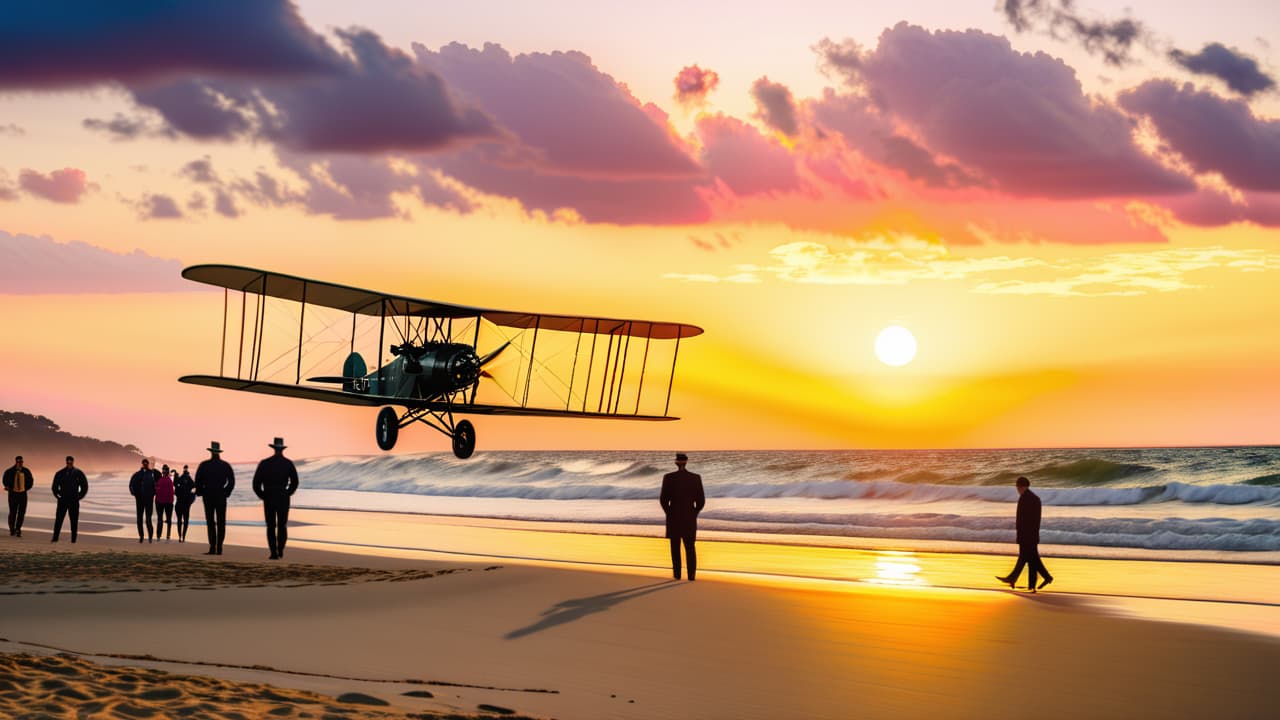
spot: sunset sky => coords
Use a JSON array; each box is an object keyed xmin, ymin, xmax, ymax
[{"xmin": 2, "ymin": 0, "xmax": 1278, "ymax": 460}]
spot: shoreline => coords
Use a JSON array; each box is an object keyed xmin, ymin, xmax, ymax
[{"xmin": 1, "ymin": 527, "xmax": 1277, "ymax": 719}]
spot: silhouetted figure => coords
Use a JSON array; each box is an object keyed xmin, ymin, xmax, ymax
[
  {"xmin": 174, "ymin": 465, "xmax": 196, "ymax": 542},
  {"xmin": 155, "ymin": 465, "xmax": 175, "ymax": 541},
  {"xmin": 252, "ymin": 437, "xmax": 298, "ymax": 560},
  {"xmin": 195, "ymin": 441, "xmax": 235, "ymax": 555},
  {"xmin": 129, "ymin": 458, "xmax": 157, "ymax": 543},
  {"xmin": 3, "ymin": 455, "xmax": 34, "ymax": 537},
  {"xmin": 660, "ymin": 452, "xmax": 705, "ymax": 581},
  {"xmin": 997, "ymin": 476, "xmax": 1054, "ymax": 592},
  {"xmin": 51, "ymin": 456, "xmax": 88, "ymax": 543}
]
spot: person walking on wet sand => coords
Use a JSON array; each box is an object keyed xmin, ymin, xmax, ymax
[
  {"xmin": 195, "ymin": 441, "xmax": 235, "ymax": 555},
  {"xmin": 155, "ymin": 465, "xmax": 175, "ymax": 541},
  {"xmin": 4, "ymin": 455, "xmax": 34, "ymax": 537},
  {"xmin": 174, "ymin": 464, "xmax": 195, "ymax": 542},
  {"xmin": 129, "ymin": 458, "xmax": 157, "ymax": 543},
  {"xmin": 51, "ymin": 456, "xmax": 88, "ymax": 543},
  {"xmin": 253, "ymin": 437, "xmax": 298, "ymax": 560},
  {"xmin": 660, "ymin": 452, "xmax": 705, "ymax": 581},
  {"xmin": 997, "ymin": 476, "xmax": 1054, "ymax": 592}
]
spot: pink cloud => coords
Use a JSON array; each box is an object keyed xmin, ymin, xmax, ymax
[
  {"xmin": 18, "ymin": 167, "xmax": 90, "ymax": 203},
  {"xmin": 696, "ymin": 114, "xmax": 802, "ymax": 197},
  {"xmin": 674, "ymin": 65, "xmax": 720, "ymax": 107},
  {"xmin": 845, "ymin": 23, "xmax": 1194, "ymax": 198}
]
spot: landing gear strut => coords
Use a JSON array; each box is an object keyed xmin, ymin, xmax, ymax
[{"xmin": 373, "ymin": 406, "xmax": 477, "ymax": 458}]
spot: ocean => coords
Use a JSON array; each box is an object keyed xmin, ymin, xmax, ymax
[{"xmin": 84, "ymin": 447, "xmax": 1280, "ymax": 562}]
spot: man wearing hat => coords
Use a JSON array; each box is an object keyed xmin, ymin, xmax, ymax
[
  {"xmin": 252, "ymin": 437, "xmax": 298, "ymax": 560},
  {"xmin": 4, "ymin": 455, "xmax": 34, "ymax": 537},
  {"xmin": 50, "ymin": 456, "xmax": 88, "ymax": 543},
  {"xmin": 659, "ymin": 452, "xmax": 705, "ymax": 581},
  {"xmin": 194, "ymin": 441, "xmax": 235, "ymax": 555}
]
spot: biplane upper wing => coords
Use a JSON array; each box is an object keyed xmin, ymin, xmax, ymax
[{"xmin": 182, "ymin": 265, "xmax": 703, "ymax": 340}]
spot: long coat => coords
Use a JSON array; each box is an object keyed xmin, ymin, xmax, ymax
[
  {"xmin": 1016, "ymin": 489, "xmax": 1042, "ymax": 545},
  {"xmin": 195, "ymin": 458, "xmax": 235, "ymax": 503},
  {"xmin": 660, "ymin": 469, "xmax": 705, "ymax": 539}
]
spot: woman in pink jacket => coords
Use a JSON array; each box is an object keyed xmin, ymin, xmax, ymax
[{"xmin": 155, "ymin": 465, "xmax": 176, "ymax": 541}]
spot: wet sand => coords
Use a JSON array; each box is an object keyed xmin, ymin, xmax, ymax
[{"xmin": 0, "ymin": 512, "xmax": 1277, "ymax": 719}]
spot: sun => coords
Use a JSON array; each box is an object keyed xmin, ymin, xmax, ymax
[{"xmin": 875, "ymin": 326, "xmax": 917, "ymax": 367}]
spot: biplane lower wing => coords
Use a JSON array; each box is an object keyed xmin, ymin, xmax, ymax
[{"xmin": 179, "ymin": 375, "xmax": 678, "ymax": 420}]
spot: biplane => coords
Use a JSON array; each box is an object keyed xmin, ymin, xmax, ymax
[{"xmin": 178, "ymin": 266, "xmax": 703, "ymax": 458}]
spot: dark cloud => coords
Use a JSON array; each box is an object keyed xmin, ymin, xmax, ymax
[
  {"xmin": 1001, "ymin": 0, "xmax": 1147, "ymax": 66},
  {"xmin": 1162, "ymin": 190, "xmax": 1280, "ymax": 228},
  {"xmin": 674, "ymin": 65, "xmax": 720, "ymax": 107},
  {"xmin": 1119, "ymin": 80, "xmax": 1280, "ymax": 192},
  {"xmin": 696, "ymin": 114, "xmax": 802, "ymax": 197},
  {"xmin": 140, "ymin": 194, "xmax": 183, "ymax": 219},
  {"xmin": 1169, "ymin": 43, "xmax": 1276, "ymax": 98},
  {"xmin": 127, "ymin": 31, "xmax": 498, "ymax": 154},
  {"xmin": 262, "ymin": 30, "xmax": 497, "ymax": 154},
  {"xmin": 849, "ymin": 23, "xmax": 1191, "ymax": 198},
  {"xmin": 130, "ymin": 79, "xmax": 257, "ymax": 140},
  {"xmin": 809, "ymin": 90, "xmax": 982, "ymax": 189},
  {"xmin": 186, "ymin": 193, "xmax": 207, "ymax": 212},
  {"xmin": 0, "ymin": 230, "xmax": 189, "ymax": 293},
  {"xmin": 18, "ymin": 167, "xmax": 90, "ymax": 203},
  {"xmin": 213, "ymin": 188, "xmax": 240, "ymax": 218},
  {"xmin": 181, "ymin": 158, "xmax": 219, "ymax": 184},
  {"xmin": 813, "ymin": 38, "xmax": 864, "ymax": 85},
  {"xmin": 0, "ymin": 0, "xmax": 340, "ymax": 89},
  {"xmin": 750, "ymin": 77, "xmax": 800, "ymax": 137},
  {"xmin": 82, "ymin": 113, "xmax": 167, "ymax": 140}
]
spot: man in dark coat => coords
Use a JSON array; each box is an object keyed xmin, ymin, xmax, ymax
[
  {"xmin": 173, "ymin": 464, "xmax": 196, "ymax": 542},
  {"xmin": 3, "ymin": 455, "xmax": 34, "ymax": 537},
  {"xmin": 194, "ymin": 441, "xmax": 235, "ymax": 555},
  {"xmin": 50, "ymin": 456, "xmax": 88, "ymax": 543},
  {"xmin": 128, "ymin": 458, "xmax": 157, "ymax": 543},
  {"xmin": 252, "ymin": 437, "xmax": 298, "ymax": 560},
  {"xmin": 997, "ymin": 476, "xmax": 1054, "ymax": 591},
  {"xmin": 659, "ymin": 452, "xmax": 705, "ymax": 581}
]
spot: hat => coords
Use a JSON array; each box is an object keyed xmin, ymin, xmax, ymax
[
  {"xmin": 675, "ymin": 452, "xmax": 688, "ymax": 462},
  {"xmin": 268, "ymin": 437, "xmax": 287, "ymax": 450},
  {"xmin": 207, "ymin": 441, "xmax": 222, "ymax": 453}
]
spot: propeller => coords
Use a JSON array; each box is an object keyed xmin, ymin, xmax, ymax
[{"xmin": 478, "ymin": 340, "xmax": 512, "ymax": 367}]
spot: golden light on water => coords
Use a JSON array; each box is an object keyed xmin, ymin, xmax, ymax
[{"xmin": 867, "ymin": 551, "xmax": 926, "ymax": 586}]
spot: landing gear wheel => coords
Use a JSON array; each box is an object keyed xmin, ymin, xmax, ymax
[
  {"xmin": 452, "ymin": 419, "xmax": 476, "ymax": 459},
  {"xmin": 375, "ymin": 407, "xmax": 399, "ymax": 451}
]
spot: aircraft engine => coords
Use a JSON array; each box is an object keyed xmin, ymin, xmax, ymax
[{"xmin": 392, "ymin": 343, "xmax": 481, "ymax": 394}]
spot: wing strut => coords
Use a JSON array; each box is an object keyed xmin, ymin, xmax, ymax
[{"xmin": 295, "ymin": 281, "xmax": 307, "ymax": 384}]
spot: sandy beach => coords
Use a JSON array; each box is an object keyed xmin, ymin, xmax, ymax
[{"xmin": 1, "ymin": 503, "xmax": 1277, "ymax": 720}]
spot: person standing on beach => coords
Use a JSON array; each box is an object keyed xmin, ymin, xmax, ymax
[
  {"xmin": 660, "ymin": 452, "xmax": 705, "ymax": 581},
  {"xmin": 997, "ymin": 476, "xmax": 1053, "ymax": 592},
  {"xmin": 195, "ymin": 441, "xmax": 235, "ymax": 555},
  {"xmin": 50, "ymin": 456, "xmax": 88, "ymax": 543},
  {"xmin": 129, "ymin": 458, "xmax": 157, "ymax": 543},
  {"xmin": 155, "ymin": 465, "xmax": 175, "ymax": 541},
  {"xmin": 174, "ymin": 464, "xmax": 196, "ymax": 543},
  {"xmin": 252, "ymin": 437, "xmax": 299, "ymax": 560},
  {"xmin": 4, "ymin": 456, "xmax": 34, "ymax": 538}
]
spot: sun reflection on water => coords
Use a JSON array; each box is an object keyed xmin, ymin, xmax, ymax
[{"xmin": 867, "ymin": 550, "xmax": 925, "ymax": 586}]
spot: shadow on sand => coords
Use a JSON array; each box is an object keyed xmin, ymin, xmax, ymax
[{"xmin": 505, "ymin": 580, "xmax": 684, "ymax": 639}]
